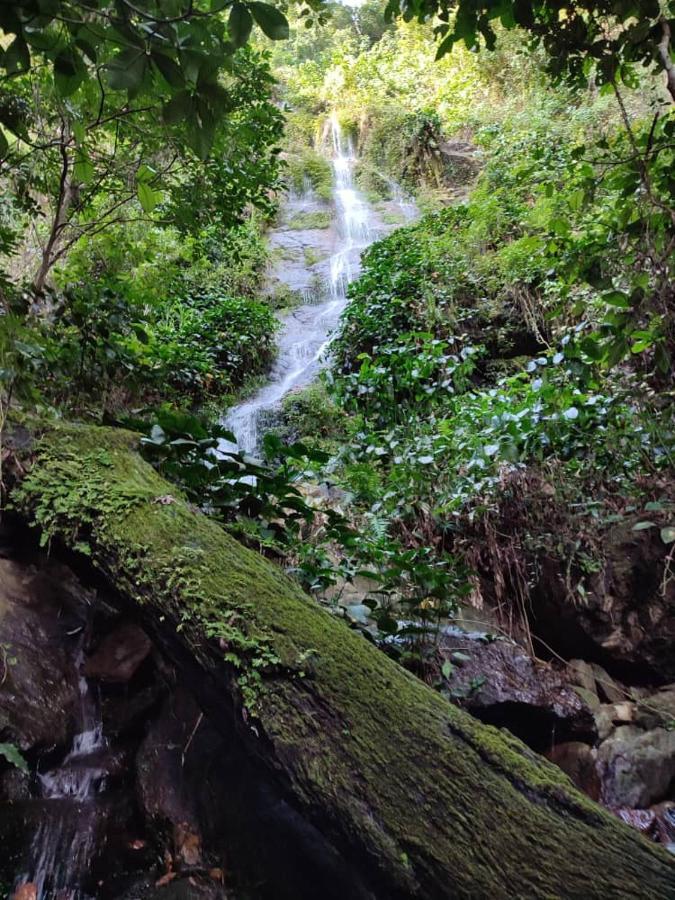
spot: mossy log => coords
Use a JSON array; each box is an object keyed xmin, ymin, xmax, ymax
[{"xmin": 6, "ymin": 420, "xmax": 675, "ymax": 899}]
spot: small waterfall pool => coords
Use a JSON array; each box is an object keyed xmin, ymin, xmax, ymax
[{"xmin": 222, "ymin": 117, "xmax": 416, "ymax": 454}]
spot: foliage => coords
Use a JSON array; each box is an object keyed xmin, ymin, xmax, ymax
[
  {"xmin": 386, "ymin": 0, "xmax": 675, "ymax": 101},
  {"xmin": 0, "ymin": 0, "xmax": 292, "ymax": 160},
  {"xmin": 0, "ymin": 742, "xmax": 28, "ymax": 774}
]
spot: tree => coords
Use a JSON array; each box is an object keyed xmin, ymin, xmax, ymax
[
  {"xmin": 386, "ymin": 0, "xmax": 675, "ymax": 102},
  {"xmin": 0, "ymin": 45, "xmax": 282, "ymax": 295},
  {"xmin": 6, "ymin": 418, "xmax": 675, "ymax": 898}
]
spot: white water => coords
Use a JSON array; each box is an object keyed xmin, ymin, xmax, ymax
[
  {"xmin": 16, "ymin": 650, "xmax": 108, "ymax": 900},
  {"xmin": 222, "ymin": 117, "xmax": 382, "ymax": 454}
]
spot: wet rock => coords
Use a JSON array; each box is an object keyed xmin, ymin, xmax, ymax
[
  {"xmin": 545, "ymin": 742, "xmax": 600, "ymax": 801},
  {"xmin": 438, "ymin": 630, "xmax": 596, "ymax": 749},
  {"xmin": 614, "ymin": 807, "xmax": 657, "ymax": 836},
  {"xmin": 0, "ymin": 557, "xmax": 86, "ymax": 750},
  {"xmin": 116, "ymin": 876, "xmax": 227, "ymax": 899},
  {"xmin": 597, "ymin": 725, "xmax": 675, "ymax": 808},
  {"xmin": 12, "ymin": 883, "xmax": 37, "ymax": 900},
  {"xmin": 84, "ymin": 622, "xmax": 152, "ymax": 683},
  {"xmin": 568, "ymin": 659, "xmax": 597, "ymax": 696},
  {"xmin": 652, "ymin": 801, "xmax": 675, "ymax": 848}
]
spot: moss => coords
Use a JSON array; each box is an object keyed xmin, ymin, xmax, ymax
[
  {"xmin": 286, "ymin": 211, "xmax": 332, "ymax": 230},
  {"xmin": 9, "ymin": 419, "xmax": 675, "ymax": 898}
]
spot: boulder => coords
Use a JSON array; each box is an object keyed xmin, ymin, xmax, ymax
[
  {"xmin": 545, "ymin": 742, "xmax": 601, "ymax": 800},
  {"xmin": 0, "ymin": 555, "xmax": 84, "ymax": 750},
  {"xmin": 598, "ymin": 726, "xmax": 675, "ymax": 808},
  {"xmin": 84, "ymin": 622, "xmax": 152, "ymax": 683},
  {"xmin": 637, "ymin": 685, "xmax": 675, "ymax": 729},
  {"xmin": 532, "ymin": 525, "xmax": 675, "ymax": 682},
  {"xmin": 437, "ymin": 629, "xmax": 596, "ymax": 749}
]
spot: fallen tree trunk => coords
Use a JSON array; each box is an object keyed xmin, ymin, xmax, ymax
[{"xmin": 6, "ymin": 420, "xmax": 675, "ymax": 899}]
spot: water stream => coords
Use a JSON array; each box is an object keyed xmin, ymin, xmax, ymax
[
  {"xmin": 223, "ymin": 117, "xmax": 408, "ymax": 454},
  {"xmin": 15, "ymin": 647, "xmax": 109, "ymax": 900}
]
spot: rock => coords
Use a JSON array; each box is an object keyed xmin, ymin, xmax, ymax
[
  {"xmin": 591, "ymin": 664, "xmax": 626, "ymax": 703},
  {"xmin": 437, "ymin": 630, "xmax": 596, "ymax": 749},
  {"xmin": 12, "ymin": 884, "xmax": 37, "ymax": 900},
  {"xmin": 571, "ymin": 685, "xmax": 601, "ymax": 713},
  {"xmin": 0, "ymin": 556, "xmax": 86, "ymax": 750},
  {"xmin": 636, "ymin": 685, "xmax": 675, "ymax": 729},
  {"xmin": 594, "ymin": 705, "xmax": 616, "ymax": 741},
  {"xmin": 545, "ymin": 742, "xmax": 600, "ymax": 800},
  {"xmin": 597, "ymin": 725, "xmax": 675, "ymax": 808},
  {"xmin": 531, "ymin": 524, "xmax": 675, "ymax": 682},
  {"xmin": 84, "ymin": 622, "xmax": 152, "ymax": 683},
  {"xmin": 652, "ymin": 801, "xmax": 675, "ymax": 848},
  {"xmin": 568, "ymin": 659, "xmax": 597, "ymax": 695},
  {"xmin": 614, "ymin": 808, "xmax": 657, "ymax": 836}
]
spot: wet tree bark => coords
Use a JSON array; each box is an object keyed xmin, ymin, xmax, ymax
[{"xmin": 6, "ymin": 420, "xmax": 675, "ymax": 899}]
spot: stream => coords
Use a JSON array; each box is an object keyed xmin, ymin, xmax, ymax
[{"xmin": 223, "ymin": 117, "xmax": 416, "ymax": 453}]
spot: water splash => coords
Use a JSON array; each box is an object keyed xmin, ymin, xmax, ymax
[
  {"xmin": 15, "ymin": 649, "xmax": 108, "ymax": 900},
  {"xmin": 222, "ymin": 115, "xmax": 392, "ymax": 455}
]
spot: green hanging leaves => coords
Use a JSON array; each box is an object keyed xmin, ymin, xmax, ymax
[
  {"xmin": 249, "ymin": 2, "xmax": 290, "ymax": 40},
  {"xmin": 229, "ymin": 3, "xmax": 254, "ymax": 48}
]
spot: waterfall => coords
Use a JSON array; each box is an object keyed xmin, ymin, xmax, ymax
[
  {"xmin": 221, "ymin": 115, "xmax": 382, "ymax": 455},
  {"xmin": 14, "ymin": 648, "xmax": 108, "ymax": 900}
]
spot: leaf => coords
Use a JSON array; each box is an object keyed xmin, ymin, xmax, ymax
[
  {"xmin": 54, "ymin": 48, "xmax": 86, "ymax": 97},
  {"xmin": 562, "ymin": 407, "xmax": 579, "ymax": 420},
  {"xmin": 162, "ymin": 91, "xmax": 194, "ymax": 126},
  {"xmin": 632, "ymin": 521, "xmax": 656, "ymax": 531},
  {"xmin": 229, "ymin": 3, "xmax": 254, "ymax": 47},
  {"xmin": 441, "ymin": 660, "xmax": 453, "ymax": 679},
  {"xmin": 418, "ymin": 455, "xmax": 434, "ymax": 464},
  {"xmin": 660, "ymin": 526, "xmax": 675, "ymax": 544},
  {"xmin": 137, "ymin": 181, "xmax": 162, "ymax": 214},
  {"xmin": 152, "ymin": 52, "xmax": 184, "ymax": 89},
  {"xmin": 451, "ymin": 651, "xmax": 472, "ymax": 663},
  {"xmin": 0, "ymin": 742, "xmax": 28, "ymax": 773},
  {"xmin": 249, "ymin": 2, "xmax": 289, "ymax": 40},
  {"xmin": 106, "ymin": 48, "xmax": 147, "ymax": 92},
  {"xmin": 73, "ymin": 152, "xmax": 94, "ymax": 183}
]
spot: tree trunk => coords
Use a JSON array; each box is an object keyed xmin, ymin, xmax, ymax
[{"xmin": 6, "ymin": 420, "xmax": 675, "ymax": 899}]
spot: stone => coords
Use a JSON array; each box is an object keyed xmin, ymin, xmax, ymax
[
  {"xmin": 568, "ymin": 659, "xmax": 597, "ymax": 695},
  {"xmin": 597, "ymin": 726, "xmax": 675, "ymax": 808},
  {"xmin": 545, "ymin": 742, "xmax": 600, "ymax": 800},
  {"xmin": 614, "ymin": 808, "xmax": 657, "ymax": 836},
  {"xmin": 594, "ymin": 705, "xmax": 616, "ymax": 741},
  {"xmin": 652, "ymin": 801, "xmax": 675, "ymax": 848},
  {"xmin": 530, "ymin": 524, "xmax": 675, "ymax": 681},
  {"xmin": 0, "ymin": 556, "xmax": 85, "ymax": 750},
  {"xmin": 590, "ymin": 663, "xmax": 626, "ymax": 704},
  {"xmin": 437, "ymin": 630, "xmax": 597, "ymax": 749},
  {"xmin": 84, "ymin": 622, "xmax": 152, "ymax": 683},
  {"xmin": 636, "ymin": 685, "xmax": 675, "ymax": 729},
  {"xmin": 571, "ymin": 685, "xmax": 601, "ymax": 712}
]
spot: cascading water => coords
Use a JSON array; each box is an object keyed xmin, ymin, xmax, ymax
[
  {"xmin": 222, "ymin": 116, "xmax": 393, "ymax": 454},
  {"xmin": 15, "ymin": 647, "xmax": 109, "ymax": 900}
]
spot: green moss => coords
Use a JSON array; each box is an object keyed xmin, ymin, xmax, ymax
[{"xmin": 286, "ymin": 210, "xmax": 332, "ymax": 230}]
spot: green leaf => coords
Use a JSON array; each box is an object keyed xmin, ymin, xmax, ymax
[
  {"xmin": 0, "ymin": 742, "xmax": 28, "ymax": 773},
  {"xmin": 229, "ymin": 3, "xmax": 254, "ymax": 47},
  {"xmin": 441, "ymin": 660, "xmax": 453, "ymax": 679},
  {"xmin": 162, "ymin": 90, "xmax": 193, "ymax": 126},
  {"xmin": 660, "ymin": 526, "xmax": 675, "ymax": 544},
  {"xmin": 152, "ymin": 52, "xmax": 184, "ymax": 89},
  {"xmin": 249, "ymin": 2, "xmax": 289, "ymax": 40},
  {"xmin": 137, "ymin": 181, "xmax": 162, "ymax": 213},
  {"xmin": 54, "ymin": 48, "xmax": 86, "ymax": 97},
  {"xmin": 73, "ymin": 152, "xmax": 94, "ymax": 183},
  {"xmin": 105, "ymin": 48, "xmax": 147, "ymax": 92},
  {"xmin": 632, "ymin": 521, "xmax": 656, "ymax": 531}
]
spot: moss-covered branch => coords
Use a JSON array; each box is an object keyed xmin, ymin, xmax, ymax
[{"xmin": 7, "ymin": 420, "xmax": 675, "ymax": 899}]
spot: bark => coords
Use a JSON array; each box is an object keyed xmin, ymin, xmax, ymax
[
  {"xmin": 658, "ymin": 20, "xmax": 675, "ymax": 104},
  {"xmin": 5, "ymin": 420, "xmax": 675, "ymax": 899}
]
